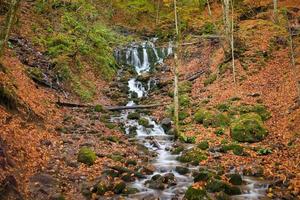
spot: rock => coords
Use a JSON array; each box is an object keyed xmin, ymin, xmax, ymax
[
  {"xmin": 161, "ymin": 118, "xmax": 172, "ymax": 131},
  {"xmin": 243, "ymin": 165, "xmax": 264, "ymax": 177},
  {"xmin": 125, "ymin": 159, "xmax": 137, "ymax": 166},
  {"xmin": 96, "ymin": 176, "xmax": 113, "ymax": 195},
  {"xmin": 50, "ymin": 193, "xmax": 65, "ymax": 200},
  {"xmin": 194, "ymin": 169, "xmax": 215, "ymax": 182},
  {"xmin": 177, "ymin": 148, "xmax": 207, "ymax": 165},
  {"xmin": 171, "ymin": 145, "xmax": 184, "ymax": 155},
  {"xmin": 102, "ymin": 169, "xmax": 120, "ymax": 178},
  {"xmin": 184, "ymin": 186, "xmax": 210, "ymax": 200},
  {"xmin": 231, "ymin": 113, "xmax": 268, "ymax": 143},
  {"xmin": 122, "ymin": 187, "xmax": 139, "ymax": 195},
  {"xmin": 206, "ymin": 179, "xmax": 226, "ymax": 193},
  {"xmin": 121, "ymin": 173, "xmax": 135, "ymax": 182},
  {"xmin": 145, "ymin": 174, "xmax": 165, "ymax": 190},
  {"xmin": 198, "ymin": 141, "xmax": 209, "ymax": 150},
  {"xmin": 40, "ymin": 139, "xmax": 52, "ymax": 146},
  {"xmin": 77, "ymin": 147, "xmax": 97, "ymax": 166},
  {"xmin": 175, "ymin": 166, "xmax": 190, "ymax": 175},
  {"xmin": 138, "ymin": 118, "xmax": 150, "ymax": 127},
  {"xmin": 163, "ymin": 173, "xmax": 177, "ymax": 186},
  {"xmin": 29, "ymin": 173, "xmax": 58, "ymax": 199},
  {"xmin": 223, "ymin": 184, "xmax": 242, "ymax": 195},
  {"xmin": 136, "ymin": 73, "xmax": 151, "ymax": 82},
  {"xmin": 140, "ymin": 165, "xmax": 155, "ymax": 175},
  {"xmin": 229, "ymin": 174, "xmax": 243, "ymax": 185},
  {"xmin": 113, "ymin": 181, "xmax": 126, "ymax": 194},
  {"xmin": 127, "ymin": 112, "xmax": 140, "ymax": 120},
  {"xmin": 166, "ymin": 128, "xmax": 176, "ymax": 135}
]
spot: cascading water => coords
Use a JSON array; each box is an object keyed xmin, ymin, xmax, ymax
[{"xmin": 113, "ymin": 39, "xmax": 268, "ymax": 200}]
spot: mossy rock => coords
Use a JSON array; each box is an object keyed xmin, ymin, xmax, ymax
[
  {"xmin": 125, "ymin": 159, "xmax": 137, "ymax": 166},
  {"xmin": 175, "ymin": 166, "xmax": 190, "ymax": 175},
  {"xmin": 216, "ymin": 103, "xmax": 231, "ymax": 112},
  {"xmin": 122, "ymin": 187, "xmax": 139, "ymax": 195},
  {"xmin": 230, "ymin": 113, "xmax": 268, "ymax": 143},
  {"xmin": 113, "ymin": 181, "xmax": 126, "ymax": 194},
  {"xmin": 206, "ymin": 179, "xmax": 226, "ymax": 193},
  {"xmin": 171, "ymin": 146, "xmax": 184, "ymax": 155},
  {"xmin": 179, "ymin": 111, "xmax": 189, "ymax": 121},
  {"xmin": 194, "ymin": 109, "xmax": 212, "ymax": 124},
  {"xmin": 77, "ymin": 147, "xmax": 97, "ymax": 166},
  {"xmin": 185, "ymin": 136, "xmax": 196, "ymax": 144},
  {"xmin": 194, "ymin": 169, "xmax": 215, "ymax": 182},
  {"xmin": 198, "ymin": 141, "xmax": 209, "ymax": 150},
  {"xmin": 138, "ymin": 118, "xmax": 150, "ymax": 127},
  {"xmin": 229, "ymin": 174, "xmax": 242, "ymax": 185},
  {"xmin": 94, "ymin": 104, "xmax": 103, "ymax": 112},
  {"xmin": 210, "ymin": 113, "xmax": 230, "ymax": 128},
  {"xmin": 232, "ymin": 145, "xmax": 244, "ymax": 156},
  {"xmin": 220, "ymin": 143, "xmax": 244, "ymax": 156},
  {"xmin": 223, "ymin": 184, "xmax": 242, "ymax": 195},
  {"xmin": 237, "ymin": 104, "xmax": 271, "ymax": 121},
  {"xmin": 127, "ymin": 112, "xmax": 140, "ymax": 120},
  {"xmin": 106, "ymin": 136, "xmax": 119, "ymax": 143},
  {"xmin": 184, "ymin": 186, "xmax": 210, "ymax": 200},
  {"xmin": 214, "ymin": 128, "xmax": 225, "ymax": 136},
  {"xmin": 177, "ymin": 148, "xmax": 207, "ymax": 165}
]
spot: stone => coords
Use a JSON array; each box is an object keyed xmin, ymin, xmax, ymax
[
  {"xmin": 229, "ymin": 174, "xmax": 243, "ymax": 185},
  {"xmin": 77, "ymin": 147, "xmax": 97, "ymax": 166},
  {"xmin": 161, "ymin": 118, "xmax": 172, "ymax": 131},
  {"xmin": 184, "ymin": 186, "xmax": 210, "ymax": 200},
  {"xmin": 175, "ymin": 166, "xmax": 190, "ymax": 175}
]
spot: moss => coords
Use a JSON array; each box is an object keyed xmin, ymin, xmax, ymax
[
  {"xmin": 232, "ymin": 145, "xmax": 244, "ymax": 156},
  {"xmin": 211, "ymin": 113, "xmax": 231, "ymax": 128},
  {"xmin": 230, "ymin": 113, "xmax": 268, "ymax": 142},
  {"xmin": 106, "ymin": 136, "xmax": 119, "ymax": 143},
  {"xmin": 216, "ymin": 103, "xmax": 231, "ymax": 112},
  {"xmin": 194, "ymin": 109, "xmax": 212, "ymax": 124},
  {"xmin": 214, "ymin": 128, "xmax": 225, "ymax": 136},
  {"xmin": 177, "ymin": 148, "xmax": 207, "ymax": 165},
  {"xmin": 237, "ymin": 104, "xmax": 271, "ymax": 121},
  {"xmin": 26, "ymin": 67, "xmax": 44, "ymax": 81},
  {"xmin": 185, "ymin": 136, "xmax": 196, "ymax": 144},
  {"xmin": 198, "ymin": 141, "xmax": 209, "ymax": 150},
  {"xmin": 229, "ymin": 174, "xmax": 242, "ymax": 185},
  {"xmin": 179, "ymin": 81, "xmax": 192, "ymax": 94},
  {"xmin": 0, "ymin": 84, "xmax": 19, "ymax": 111},
  {"xmin": 179, "ymin": 94, "xmax": 190, "ymax": 107},
  {"xmin": 184, "ymin": 186, "xmax": 210, "ymax": 200},
  {"xmin": 123, "ymin": 187, "xmax": 139, "ymax": 195},
  {"xmin": 200, "ymin": 22, "xmax": 216, "ymax": 35},
  {"xmin": 94, "ymin": 104, "xmax": 103, "ymax": 112},
  {"xmin": 125, "ymin": 159, "xmax": 137, "ymax": 166},
  {"xmin": 194, "ymin": 169, "xmax": 215, "ymax": 182},
  {"xmin": 127, "ymin": 112, "xmax": 140, "ymax": 120},
  {"xmin": 113, "ymin": 181, "xmax": 126, "ymax": 194},
  {"xmin": 221, "ymin": 143, "xmax": 244, "ymax": 155},
  {"xmin": 77, "ymin": 147, "xmax": 97, "ymax": 166},
  {"xmin": 138, "ymin": 118, "xmax": 149, "ymax": 127},
  {"xmin": 204, "ymin": 74, "xmax": 217, "ymax": 86},
  {"xmin": 206, "ymin": 179, "xmax": 226, "ymax": 193},
  {"xmin": 171, "ymin": 146, "xmax": 184, "ymax": 155},
  {"xmin": 257, "ymin": 148, "xmax": 272, "ymax": 155},
  {"xmin": 223, "ymin": 184, "xmax": 242, "ymax": 195},
  {"xmin": 179, "ymin": 111, "xmax": 189, "ymax": 120}
]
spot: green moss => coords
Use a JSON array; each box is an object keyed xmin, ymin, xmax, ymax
[
  {"xmin": 179, "ymin": 94, "xmax": 190, "ymax": 107},
  {"xmin": 179, "ymin": 111, "xmax": 189, "ymax": 120},
  {"xmin": 221, "ymin": 143, "xmax": 244, "ymax": 155},
  {"xmin": 232, "ymin": 145, "xmax": 244, "ymax": 156},
  {"xmin": 94, "ymin": 104, "xmax": 103, "ymax": 112},
  {"xmin": 138, "ymin": 118, "xmax": 149, "ymax": 127},
  {"xmin": 127, "ymin": 112, "xmax": 140, "ymax": 120},
  {"xmin": 194, "ymin": 109, "xmax": 212, "ymax": 124},
  {"xmin": 177, "ymin": 148, "xmax": 207, "ymax": 165},
  {"xmin": 179, "ymin": 81, "xmax": 192, "ymax": 94},
  {"xmin": 198, "ymin": 141, "xmax": 209, "ymax": 150},
  {"xmin": 184, "ymin": 186, "xmax": 210, "ymax": 200},
  {"xmin": 194, "ymin": 169, "xmax": 215, "ymax": 182},
  {"xmin": 229, "ymin": 174, "xmax": 242, "ymax": 185},
  {"xmin": 185, "ymin": 136, "xmax": 196, "ymax": 144},
  {"xmin": 216, "ymin": 103, "xmax": 231, "ymax": 112},
  {"xmin": 214, "ymin": 128, "xmax": 225, "ymax": 136},
  {"xmin": 77, "ymin": 147, "xmax": 97, "ymax": 166},
  {"xmin": 171, "ymin": 146, "xmax": 184, "ymax": 155},
  {"xmin": 230, "ymin": 113, "xmax": 268, "ymax": 143},
  {"xmin": 106, "ymin": 136, "xmax": 119, "ymax": 143},
  {"xmin": 113, "ymin": 181, "xmax": 126, "ymax": 194},
  {"xmin": 257, "ymin": 148, "xmax": 272, "ymax": 155},
  {"xmin": 204, "ymin": 74, "xmax": 217, "ymax": 86},
  {"xmin": 26, "ymin": 67, "xmax": 44, "ymax": 81},
  {"xmin": 237, "ymin": 104, "xmax": 271, "ymax": 121},
  {"xmin": 206, "ymin": 179, "xmax": 226, "ymax": 193}
]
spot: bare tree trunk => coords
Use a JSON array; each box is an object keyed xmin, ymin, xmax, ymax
[
  {"xmin": 230, "ymin": 0, "xmax": 236, "ymax": 83},
  {"xmin": 273, "ymin": 0, "xmax": 278, "ymax": 23},
  {"xmin": 173, "ymin": 0, "xmax": 181, "ymax": 139},
  {"xmin": 155, "ymin": 0, "xmax": 161, "ymax": 25},
  {"xmin": 207, "ymin": 0, "xmax": 212, "ymax": 16},
  {"xmin": 0, "ymin": 0, "xmax": 21, "ymax": 57},
  {"xmin": 223, "ymin": 0, "xmax": 231, "ymax": 41}
]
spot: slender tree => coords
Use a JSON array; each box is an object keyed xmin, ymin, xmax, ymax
[
  {"xmin": 0, "ymin": 0, "xmax": 21, "ymax": 57},
  {"xmin": 273, "ymin": 0, "xmax": 278, "ymax": 23},
  {"xmin": 230, "ymin": 0, "xmax": 236, "ymax": 83},
  {"xmin": 207, "ymin": 0, "xmax": 212, "ymax": 16}
]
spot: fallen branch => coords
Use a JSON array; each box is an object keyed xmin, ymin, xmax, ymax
[
  {"xmin": 185, "ymin": 69, "xmax": 208, "ymax": 81},
  {"xmin": 56, "ymin": 101, "xmax": 168, "ymax": 111}
]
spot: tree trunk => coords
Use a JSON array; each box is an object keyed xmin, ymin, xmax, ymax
[
  {"xmin": 230, "ymin": 0, "xmax": 236, "ymax": 83},
  {"xmin": 173, "ymin": 0, "xmax": 181, "ymax": 139},
  {"xmin": 207, "ymin": 0, "xmax": 212, "ymax": 16},
  {"xmin": 155, "ymin": 0, "xmax": 161, "ymax": 25},
  {"xmin": 273, "ymin": 0, "xmax": 278, "ymax": 23},
  {"xmin": 0, "ymin": 0, "xmax": 21, "ymax": 57}
]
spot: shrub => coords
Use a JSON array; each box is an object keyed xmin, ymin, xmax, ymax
[
  {"xmin": 230, "ymin": 113, "xmax": 268, "ymax": 142},
  {"xmin": 77, "ymin": 147, "xmax": 97, "ymax": 166}
]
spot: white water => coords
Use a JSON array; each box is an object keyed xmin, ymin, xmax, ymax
[{"xmin": 113, "ymin": 40, "xmax": 268, "ymax": 200}]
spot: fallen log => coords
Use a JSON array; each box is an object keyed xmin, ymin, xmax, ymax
[
  {"xmin": 56, "ymin": 101, "xmax": 167, "ymax": 111},
  {"xmin": 185, "ymin": 69, "xmax": 208, "ymax": 81}
]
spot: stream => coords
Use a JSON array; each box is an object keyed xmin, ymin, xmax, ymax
[{"xmin": 113, "ymin": 39, "xmax": 269, "ymax": 200}]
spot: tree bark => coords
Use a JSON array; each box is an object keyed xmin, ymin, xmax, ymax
[
  {"xmin": 230, "ymin": 0, "xmax": 236, "ymax": 83},
  {"xmin": 273, "ymin": 0, "xmax": 278, "ymax": 23},
  {"xmin": 0, "ymin": 0, "xmax": 21, "ymax": 57}
]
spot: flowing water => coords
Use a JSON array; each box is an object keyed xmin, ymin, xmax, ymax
[{"xmin": 113, "ymin": 39, "xmax": 269, "ymax": 200}]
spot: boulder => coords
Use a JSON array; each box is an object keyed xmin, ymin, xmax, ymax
[{"xmin": 161, "ymin": 118, "xmax": 172, "ymax": 131}]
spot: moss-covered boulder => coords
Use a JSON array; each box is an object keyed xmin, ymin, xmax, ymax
[
  {"xmin": 237, "ymin": 104, "xmax": 271, "ymax": 121},
  {"xmin": 194, "ymin": 169, "xmax": 215, "ymax": 182},
  {"xmin": 127, "ymin": 112, "xmax": 140, "ymax": 120},
  {"xmin": 194, "ymin": 109, "xmax": 212, "ymax": 124},
  {"xmin": 230, "ymin": 113, "xmax": 268, "ymax": 142},
  {"xmin": 184, "ymin": 186, "xmax": 211, "ymax": 200},
  {"xmin": 77, "ymin": 147, "xmax": 97, "ymax": 166},
  {"xmin": 177, "ymin": 148, "xmax": 207, "ymax": 165},
  {"xmin": 206, "ymin": 179, "xmax": 226, "ymax": 193},
  {"xmin": 171, "ymin": 145, "xmax": 184, "ymax": 155},
  {"xmin": 198, "ymin": 141, "xmax": 209, "ymax": 150},
  {"xmin": 175, "ymin": 166, "xmax": 190, "ymax": 175},
  {"xmin": 138, "ymin": 118, "xmax": 150, "ymax": 127},
  {"xmin": 229, "ymin": 174, "xmax": 242, "ymax": 185},
  {"xmin": 113, "ymin": 181, "xmax": 126, "ymax": 194}
]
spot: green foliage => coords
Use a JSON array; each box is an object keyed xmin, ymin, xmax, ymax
[
  {"xmin": 77, "ymin": 147, "xmax": 97, "ymax": 166},
  {"xmin": 179, "ymin": 111, "xmax": 189, "ymax": 120},
  {"xmin": 198, "ymin": 141, "xmax": 209, "ymax": 150},
  {"xmin": 230, "ymin": 113, "xmax": 268, "ymax": 143},
  {"xmin": 185, "ymin": 136, "xmax": 196, "ymax": 144},
  {"xmin": 200, "ymin": 22, "xmax": 216, "ymax": 35},
  {"xmin": 26, "ymin": 67, "xmax": 44, "ymax": 81},
  {"xmin": 204, "ymin": 74, "xmax": 217, "ymax": 86}
]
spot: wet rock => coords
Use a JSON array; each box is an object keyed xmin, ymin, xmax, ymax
[
  {"xmin": 127, "ymin": 112, "xmax": 140, "ymax": 120},
  {"xmin": 136, "ymin": 73, "xmax": 151, "ymax": 82},
  {"xmin": 122, "ymin": 187, "xmax": 139, "ymax": 195},
  {"xmin": 121, "ymin": 173, "xmax": 135, "ymax": 182},
  {"xmin": 175, "ymin": 166, "xmax": 190, "ymax": 175},
  {"xmin": 223, "ymin": 184, "xmax": 241, "ymax": 195},
  {"xmin": 161, "ymin": 118, "xmax": 172, "ymax": 132},
  {"xmin": 140, "ymin": 165, "xmax": 155, "ymax": 175},
  {"xmin": 102, "ymin": 169, "xmax": 120, "ymax": 178},
  {"xmin": 206, "ymin": 179, "xmax": 226, "ymax": 193},
  {"xmin": 113, "ymin": 181, "xmax": 126, "ymax": 194},
  {"xmin": 164, "ymin": 173, "xmax": 177, "ymax": 186},
  {"xmin": 184, "ymin": 186, "xmax": 210, "ymax": 200},
  {"xmin": 194, "ymin": 169, "xmax": 215, "ymax": 182},
  {"xmin": 177, "ymin": 148, "xmax": 207, "ymax": 165},
  {"xmin": 95, "ymin": 176, "xmax": 114, "ymax": 195},
  {"xmin": 166, "ymin": 128, "xmax": 176, "ymax": 135},
  {"xmin": 229, "ymin": 174, "xmax": 242, "ymax": 185},
  {"xmin": 145, "ymin": 174, "xmax": 165, "ymax": 190}
]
